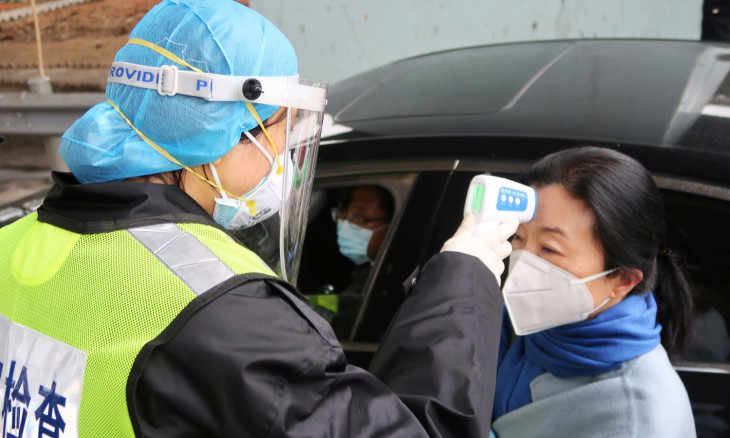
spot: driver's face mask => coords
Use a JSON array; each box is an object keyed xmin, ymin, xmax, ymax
[
  {"xmin": 209, "ymin": 131, "xmax": 292, "ymax": 230},
  {"xmin": 336, "ymin": 219, "xmax": 387, "ymax": 265},
  {"xmin": 502, "ymin": 249, "xmax": 618, "ymax": 335}
]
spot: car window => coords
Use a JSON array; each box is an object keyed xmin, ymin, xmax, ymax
[
  {"xmin": 351, "ymin": 170, "xmax": 456, "ymax": 343},
  {"xmin": 663, "ymin": 189, "xmax": 730, "ymax": 366},
  {"xmin": 296, "ymin": 173, "xmax": 417, "ymax": 343},
  {"xmin": 661, "ymin": 184, "xmax": 730, "ymax": 438},
  {"xmin": 337, "ymin": 169, "xmax": 519, "ymax": 346},
  {"xmin": 298, "ymin": 185, "xmax": 383, "ymax": 339}
]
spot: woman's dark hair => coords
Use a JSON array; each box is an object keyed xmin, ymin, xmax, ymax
[{"xmin": 525, "ymin": 146, "xmax": 693, "ymax": 356}]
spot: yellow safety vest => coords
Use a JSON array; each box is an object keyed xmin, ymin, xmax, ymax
[{"xmin": 0, "ymin": 213, "xmax": 274, "ymax": 437}]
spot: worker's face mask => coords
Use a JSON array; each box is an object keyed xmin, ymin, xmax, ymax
[
  {"xmin": 502, "ymin": 249, "xmax": 617, "ymax": 336},
  {"xmin": 336, "ymin": 219, "xmax": 380, "ymax": 265},
  {"xmin": 210, "ymin": 132, "xmax": 292, "ymax": 230}
]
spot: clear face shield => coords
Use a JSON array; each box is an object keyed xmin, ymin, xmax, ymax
[
  {"xmin": 234, "ymin": 101, "xmax": 325, "ymax": 284},
  {"xmin": 106, "ymin": 50, "xmax": 327, "ymax": 284},
  {"xmin": 277, "ymin": 81, "xmax": 327, "ymax": 283},
  {"xmin": 230, "ymin": 78, "xmax": 327, "ymax": 284}
]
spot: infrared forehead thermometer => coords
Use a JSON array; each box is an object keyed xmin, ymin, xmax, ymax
[{"xmin": 464, "ymin": 175, "xmax": 536, "ymax": 232}]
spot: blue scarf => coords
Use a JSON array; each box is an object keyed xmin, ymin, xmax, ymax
[{"xmin": 492, "ymin": 293, "xmax": 662, "ymax": 419}]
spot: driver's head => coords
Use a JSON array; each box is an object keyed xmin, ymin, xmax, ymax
[{"xmin": 335, "ymin": 185, "xmax": 394, "ymax": 265}]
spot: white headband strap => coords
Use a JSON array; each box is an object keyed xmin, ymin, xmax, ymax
[{"xmin": 107, "ymin": 61, "xmax": 326, "ymax": 112}]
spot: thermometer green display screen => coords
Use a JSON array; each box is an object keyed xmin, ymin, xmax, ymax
[{"xmin": 471, "ymin": 184, "xmax": 485, "ymax": 212}]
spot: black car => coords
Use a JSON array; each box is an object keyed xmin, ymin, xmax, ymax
[
  {"xmin": 295, "ymin": 39, "xmax": 730, "ymax": 437},
  {"xmin": 2, "ymin": 38, "xmax": 729, "ymax": 437}
]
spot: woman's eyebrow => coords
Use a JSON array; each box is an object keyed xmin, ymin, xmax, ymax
[{"xmin": 539, "ymin": 226, "xmax": 568, "ymax": 239}]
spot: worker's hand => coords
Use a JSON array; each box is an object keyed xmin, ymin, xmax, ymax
[{"xmin": 440, "ymin": 214, "xmax": 519, "ymax": 285}]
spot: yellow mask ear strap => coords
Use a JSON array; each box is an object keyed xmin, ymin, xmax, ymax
[
  {"xmin": 127, "ymin": 38, "xmax": 204, "ymax": 73},
  {"xmin": 246, "ymin": 102, "xmax": 284, "ymax": 175}
]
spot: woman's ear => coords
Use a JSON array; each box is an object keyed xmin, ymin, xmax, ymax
[{"xmin": 610, "ymin": 267, "xmax": 643, "ymax": 299}]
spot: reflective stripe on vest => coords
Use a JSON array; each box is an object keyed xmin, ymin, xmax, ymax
[{"xmin": 128, "ymin": 223, "xmax": 235, "ymax": 296}]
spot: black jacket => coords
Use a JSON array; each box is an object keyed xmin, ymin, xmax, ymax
[{"xmin": 38, "ymin": 172, "xmax": 503, "ymax": 437}]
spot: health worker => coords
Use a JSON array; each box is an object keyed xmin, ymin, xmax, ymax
[{"xmin": 0, "ymin": 1, "xmax": 518, "ymax": 437}]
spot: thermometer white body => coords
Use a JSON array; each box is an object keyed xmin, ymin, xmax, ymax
[{"xmin": 464, "ymin": 175, "xmax": 537, "ymax": 232}]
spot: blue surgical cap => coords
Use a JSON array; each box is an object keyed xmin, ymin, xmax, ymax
[{"xmin": 60, "ymin": 0, "xmax": 297, "ymax": 183}]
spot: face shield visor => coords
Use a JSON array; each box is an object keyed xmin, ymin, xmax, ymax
[
  {"xmin": 106, "ymin": 47, "xmax": 327, "ymax": 284},
  {"xmin": 218, "ymin": 80, "xmax": 325, "ymax": 284},
  {"xmin": 277, "ymin": 88, "xmax": 326, "ymax": 283}
]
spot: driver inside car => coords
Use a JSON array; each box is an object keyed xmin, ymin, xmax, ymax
[{"xmin": 300, "ymin": 185, "xmax": 394, "ymax": 338}]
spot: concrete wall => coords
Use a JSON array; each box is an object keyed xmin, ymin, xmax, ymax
[{"xmin": 250, "ymin": 0, "xmax": 704, "ymax": 84}]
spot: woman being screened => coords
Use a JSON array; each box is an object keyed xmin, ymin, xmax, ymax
[{"xmin": 492, "ymin": 147, "xmax": 695, "ymax": 437}]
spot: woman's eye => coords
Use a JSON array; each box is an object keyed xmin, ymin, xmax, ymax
[
  {"xmin": 541, "ymin": 246, "xmax": 557, "ymax": 255},
  {"xmin": 510, "ymin": 234, "xmax": 525, "ymax": 249}
]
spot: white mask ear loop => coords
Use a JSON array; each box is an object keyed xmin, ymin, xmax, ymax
[
  {"xmin": 211, "ymin": 130, "xmax": 276, "ymax": 202},
  {"xmin": 592, "ymin": 296, "xmax": 612, "ymax": 313},
  {"xmin": 208, "ymin": 163, "xmax": 227, "ymax": 199},
  {"xmin": 569, "ymin": 267, "xmax": 619, "ymax": 285},
  {"xmin": 243, "ymin": 130, "xmax": 275, "ymax": 165},
  {"xmin": 573, "ymin": 267, "xmax": 619, "ymax": 312}
]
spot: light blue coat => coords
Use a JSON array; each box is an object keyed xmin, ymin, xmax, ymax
[{"xmin": 492, "ymin": 345, "xmax": 695, "ymax": 437}]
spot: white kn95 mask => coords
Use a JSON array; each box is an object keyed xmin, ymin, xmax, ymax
[{"xmin": 502, "ymin": 249, "xmax": 617, "ymax": 336}]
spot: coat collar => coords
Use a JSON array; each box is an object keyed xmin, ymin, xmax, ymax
[{"xmin": 37, "ymin": 172, "xmax": 219, "ymax": 234}]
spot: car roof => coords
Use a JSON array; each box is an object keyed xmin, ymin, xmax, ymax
[{"xmin": 323, "ymin": 39, "xmax": 730, "ymax": 160}]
